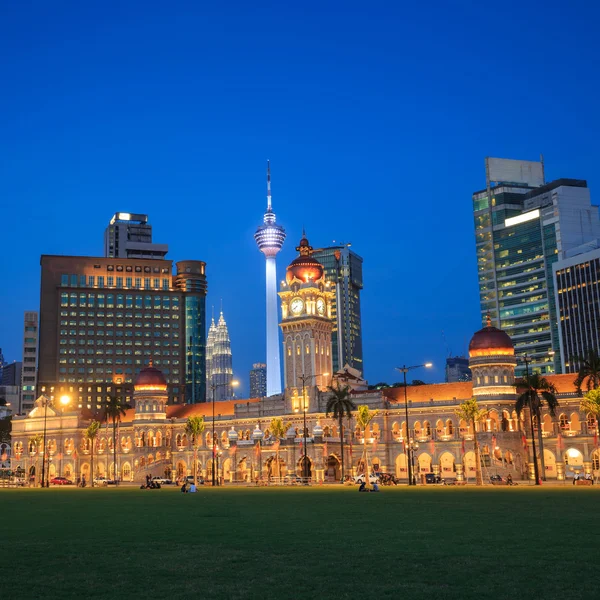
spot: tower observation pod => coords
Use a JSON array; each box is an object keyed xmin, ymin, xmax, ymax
[{"xmin": 254, "ymin": 161, "xmax": 286, "ymax": 396}]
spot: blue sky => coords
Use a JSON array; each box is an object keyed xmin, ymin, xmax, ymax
[{"xmin": 1, "ymin": 1, "xmax": 599, "ymax": 394}]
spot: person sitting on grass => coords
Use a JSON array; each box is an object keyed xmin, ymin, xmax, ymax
[
  {"xmin": 359, "ymin": 481, "xmax": 367, "ymax": 492},
  {"xmin": 180, "ymin": 482, "xmax": 188, "ymax": 493},
  {"xmin": 371, "ymin": 482, "xmax": 380, "ymax": 492}
]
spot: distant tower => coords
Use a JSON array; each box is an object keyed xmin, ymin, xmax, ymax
[
  {"xmin": 205, "ymin": 312, "xmax": 217, "ymax": 391},
  {"xmin": 254, "ymin": 161, "xmax": 286, "ymax": 396},
  {"xmin": 207, "ymin": 310, "xmax": 234, "ymax": 401}
]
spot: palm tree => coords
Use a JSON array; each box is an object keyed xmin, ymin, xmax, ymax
[
  {"xmin": 185, "ymin": 416, "xmax": 205, "ymax": 486},
  {"xmin": 85, "ymin": 420, "xmax": 100, "ymax": 486},
  {"xmin": 269, "ymin": 417, "xmax": 291, "ymax": 479},
  {"xmin": 326, "ymin": 384, "xmax": 356, "ymax": 482},
  {"xmin": 105, "ymin": 396, "xmax": 131, "ymax": 484},
  {"xmin": 574, "ymin": 349, "xmax": 600, "ymax": 393},
  {"xmin": 455, "ymin": 397, "xmax": 488, "ymax": 486},
  {"xmin": 355, "ymin": 405, "xmax": 378, "ymax": 489},
  {"xmin": 515, "ymin": 373, "xmax": 559, "ymax": 482},
  {"xmin": 580, "ymin": 389, "xmax": 600, "ymax": 455}
]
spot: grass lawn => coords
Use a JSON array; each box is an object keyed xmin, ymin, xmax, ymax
[{"xmin": 0, "ymin": 486, "xmax": 597, "ymax": 599}]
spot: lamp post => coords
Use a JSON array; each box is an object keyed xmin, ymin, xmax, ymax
[
  {"xmin": 395, "ymin": 363, "xmax": 432, "ymax": 486},
  {"xmin": 296, "ymin": 373, "xmax": 328, "ymax": 484},
  {"xmin": 210, "ymin": 379, "xmax": 239, "ymax": 486},
  {"xmin": 252, "ymin": 424, "xmax": 264, "ymax": 482},
  {"xmin": 521, "ymin": 354, "xmax": 541, "ymax": 486},
  {"xmin": 40, "ymin": 395, "xmax": 50, "ymax": 488}
]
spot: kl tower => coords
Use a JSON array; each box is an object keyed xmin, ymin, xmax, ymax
[{"xmin": 254, "ymin": 161, "xmax": 286, "ymax": 396}]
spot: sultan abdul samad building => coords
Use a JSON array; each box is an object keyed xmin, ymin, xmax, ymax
[{"xmin": 9, "ymin": 234, "xmax": 600, "ymax": 483}]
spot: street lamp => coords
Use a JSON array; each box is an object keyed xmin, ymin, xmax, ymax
[
  {"xmin": 296, "ymin": 373, "xmax": 327, "ymax": 484},
  {"xmin": 521, "ymin": 354, "xmax": 541, "ymax": 486},
  {"xmin": 40, "ymin": 395, "xmax": 51, "ymax": 488},
  {"xmin": 210, "ymin": 379, "xmax": 239, "ymax": 486},
  {"xmin": 395, "ymin": 363, "xmax": 432, "ymax": 486}
]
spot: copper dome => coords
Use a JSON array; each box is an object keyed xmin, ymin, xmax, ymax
[
  {"xmin": 285, "ymin": 232, "xmax": 324, "ymax": 284},
  {"xmin": 134, "ymin": 361, "xmax": 167, "ymax": 388},
  {"xmin": 468, "ymin": 319, "xmax": 514, "ymax": 357}
]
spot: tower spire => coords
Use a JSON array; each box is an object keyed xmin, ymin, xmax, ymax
[{"xmin": 266, "ymin": 159, "xmax": 272, "ymax": 211}]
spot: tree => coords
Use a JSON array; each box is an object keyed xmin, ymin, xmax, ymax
[
  {"xmin": 105, "ymin": 396, "xmax": 131, "ymax": 484},
  {"xmin": 269, "ymin": 417, "xmax": 291, "ymax": 479},
  {"xmin": 185, "ymin": 416, "xmax": 205, "ymax": 486},
  {"xmin": 580, "ymin": 388, "xmax": 600, "ymax": 435},
  {"xmin": 355, "ymin": 405, "xmax": 378, "ymax": 489},
  {"xmin": 573, "ymin": 349, "xmax": 600, "ymax": 393},
  {"xmin": 411, "ymin": 380, "xmax": 426, "ymax": 386},
  {"xmin": 455, "ymin": 397, "xmax": 488, "ymax": 486},
  {"xmin": 85, "ymin": 420, "xmax": 100, "ymax": 486},
  {"xmin": 515, "ymin": 373, "xmax": 559, "ymax": 482},
  {"xmin": 326, "ymin": 384, "xmax": 356, "ymax": 482}
]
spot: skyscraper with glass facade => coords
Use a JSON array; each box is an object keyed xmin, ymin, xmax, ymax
[
  {"xmin": 311, "ymin": 244, "xmax": 364, "ymax": 374},
  {"xmin": 473, "ymin": 160, "xmax": 600, "ymax": 375},
  {"xmin": 249, "ymin": 363, "xmax": 267, "ymax": 398},
  {"xmin": 38, "ymin": 255, "xmax": 207, "ymax": 408}
]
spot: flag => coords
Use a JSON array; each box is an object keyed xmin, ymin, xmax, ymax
[
  {"xmin": 298, "ymin": 440, "xmax": 303, "ymax": 454},
  {"xmin": 272, "ymin": 438, "xmax": 280, "ymax": 452},
  {"xmin": 402, "ymin": 439, "xmax": 406, "ymax": 453},
  {"xmin": 429, "ymin": 440, "xmax": 435, "ymax": 455},
  {"xmin": 557, "ymin": 433, "xmax": 563, "ymax": 451},
  {"xmin": 491, "ymin": 434, "xmax": 497, "ymax": 449},
  {"xmin": 461, "ymin": 438, "xmax": 465, "ymax": 455},
  {"xmin": 595, "ymin": 429, "xmax": 599, "ymax": 448},
  {"xmin": 372, "ymin": 438, "xmax": 378, "ymax": 452},
  {"xmin": 323, "ymin": 442, "xmax": 328, "ymax": 457},
  {"xmin": 521, "ymin": 434, "xmax": 528, "ymax": 452}
]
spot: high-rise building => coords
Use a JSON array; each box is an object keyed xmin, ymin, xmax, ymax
[
  {"xmin": 38, "ymin": 255, "xmax": 207, "ymax": 408},
  {"xmin": 206, "ymin": 310, "xmax": 234, "ymax": 401},
  {"xmin": 312, "ymin": 244, "xmax": 364, "ymax": 374},
  {"xmin": 254, "ymin": 161, "xmax": 286, "ymax": 396},
  {"xmin": 2, "ymin": 362, "xmax": 22, "ymax": 386},
  {"xmin": 553, "ymin": 244, "xmax": 600, "ymax": 372},
  {"xmin": 20, "ymin": 311, "xmax": 39, "ymax": 413},
  {"xmin": 445, "ymin": 356, "xmax": 471, "ymax": 383},
  {"xmin": 104, "ymin": 213, "xmax": 168, "ymax": 259},
  {"xmin": 249, "ymin": 363, "xmax": 267, "ymax": 398},
  {"xmin": 279, "ymin": 233, "xmax": 335, "ymax": 410},
  {"xmin": 0, "ymin": 348, "xmax": 5, "ymax": 378},
  {"xmin": 473, "ymin": 156, "xmax": 600, "ymax": 375}
]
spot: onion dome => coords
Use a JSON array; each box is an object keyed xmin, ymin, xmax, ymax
[
  {"xmin": 252, "ymin": 425, "xmax": 264, "ymax": 441},
  {"xmin": 468, "ymin": 316, "xmax": 514, "ymax": 358},
  {"xmin": 312, "ymin": 422, "xmax": 323, "ymax": 437},
  {"xmin": 228, "ymin": 426, "xmax": 239, "ymax": 442},
  {"xmin": 286, "ymin": 232, "xmax": 324, "ymax": 284},
  {"xmin": 134, "ymin": 360, "xmax": 167, "ymax": 390}
]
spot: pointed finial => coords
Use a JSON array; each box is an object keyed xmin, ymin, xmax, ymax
[
  {"xmin": 486, "ymin": 313, "xmax": 492, "ymax": 328},
  {"xmin": 220, "ymin": 298, "xmax": 223, "ymax": 315}
]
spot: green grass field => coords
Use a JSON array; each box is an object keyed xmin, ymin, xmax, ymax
[{"xmin": 0, "ymin": 486, "xmax": 597, "ymax": 599}]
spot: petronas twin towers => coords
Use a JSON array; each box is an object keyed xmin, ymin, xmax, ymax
[{"xmin": 206, "ymin": 310, "xmax": 234, "ymax": 401}]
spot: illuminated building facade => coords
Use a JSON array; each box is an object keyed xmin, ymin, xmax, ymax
[
  {"xmin": 474, "ymin": 158, "xmax": 600, "ymax": 374},
  {"xmin": 38, "ymin": 255, "xmax": 207, "ymax": 408},
  {"xmin": 249, "ymin": 363, "xmax": 267, "ymax": 399},
  {"xmin": 254, "ymin": 162, "xmax": 286, "ymax": 397},
  {"xmin": 206, "ymin": 310, "xmax": 234, "ymax": 401},
  {"xmin": 12, "ymin": 323, "xmax": 600, "ymax": 485},
  {"xmin": 311, "ymin": 244, "xmax": 363, "ymax": 374},
  {"xmin": 554, "ymin": 246, "xmax": 600, "ymax": 372},
  {"xmin": 104, "ymin": 212, "xmax": 168, "ymax": 260}
]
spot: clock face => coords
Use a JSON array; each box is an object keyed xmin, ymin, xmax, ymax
[
  {"xmin": 316, "ymin": 298, "xmax": 326, "ymax": 316},
  {"xmin": 290, "ymin": 298, "xmax": 304, "ymax": 315}
]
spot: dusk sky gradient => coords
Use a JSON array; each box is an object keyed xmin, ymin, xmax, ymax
[{"xmin": 1, "ymin": 1, "xmax": 599, "ymax": 395}]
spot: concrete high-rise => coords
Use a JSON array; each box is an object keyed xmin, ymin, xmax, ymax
[
  {"xmin": 473, "ymin": 157, "xmax": 600, "ymax": 374},
  {"xmin": 206, "ymin": 310, "xmax": 234, "ymax": 401},
  {"xmin": 312, "ymin": 244, "xmax": 364, "ymax": 374},
  {"xmin": 2, "ymin": 362, "xmax": 22, "ymax": 386},
  {"xmin": 38, "ymin": 255, "xmax": 207, "ymax": 408},
  {"xmin": 20, "ymin": 311, "xmax": 38, "ymax": 413},
  {"xmin": 254, "ymin": 161, "xmax": 286, "ymax": 396},
  {"xmin": 249, "ymin": 363, "xmax": 267, "ymax": 398},
  {"xmin": 104, "ymin": 213, "xmax": 168, "ymax": 259}
]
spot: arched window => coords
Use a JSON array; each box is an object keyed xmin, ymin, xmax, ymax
[
  {"xmin": 559, "ymin": 414, "xmax": 569, "ymax": 430},
  {"xmin": 446, "ymin": 419, "xmax": 454, "ymax": 435},
  {"xmin": 587, "ymin": 413, "xmax": 597, "ymax": 431}
]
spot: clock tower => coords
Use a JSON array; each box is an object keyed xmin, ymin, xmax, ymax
[{"xmin": 279, "ymin": 232, "xmax": 335, "ymax": 411}]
